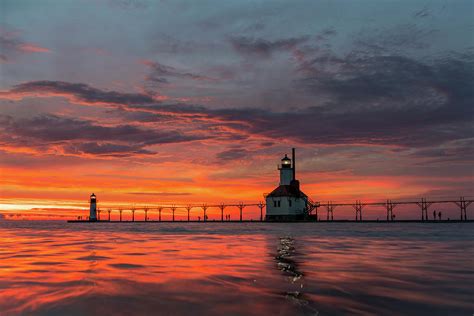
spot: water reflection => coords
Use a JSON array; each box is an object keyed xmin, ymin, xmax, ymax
[
  {"xmin": 0, "ymin": 221, "xmax": 472, "ymax": 315},
  {"xmin": 276, "ymin": 237, "xmax": 304, "ymax": 297}
]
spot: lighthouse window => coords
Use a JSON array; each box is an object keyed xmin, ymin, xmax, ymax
[
  {"xmin": 277, "ymin": 200, "xmax": 281, "ymax": 207},
  {"xmin": 273, "ymin": 200, "xmax": 277, "ymax": 207},
  {"xmin": 289, "ymin": 199, "xmax": 292, "ymax": 207}
]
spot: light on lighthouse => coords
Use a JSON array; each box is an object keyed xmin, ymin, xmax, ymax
[{"xmin": 281, "ymin": 154, "xmax": 291, "ymax": 167}]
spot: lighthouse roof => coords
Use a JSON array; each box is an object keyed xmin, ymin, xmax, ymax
[
  {"xmin": 266, "ymin": 184, "xmax": 307, "ymax": 198},
  {"xmin": 281, "ymin": 154, "xmax": 291, "ymax": 162}
]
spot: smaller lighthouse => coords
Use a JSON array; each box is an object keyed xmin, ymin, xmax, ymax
[{"xmin": 89, "ymin": 193, "xmax": 97, "ymax": 222}]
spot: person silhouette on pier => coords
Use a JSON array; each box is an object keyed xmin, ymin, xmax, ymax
[
  {"xmin": 433, "ymin": 210, "xmax": 437, "ymax": 221},
  {"xmin": 438, "ymin": 211, "xmax": 442, "ymax": 221},
  {"xmin": 198, "ymin": 216, "xmax": 201, "ymax": 221}
]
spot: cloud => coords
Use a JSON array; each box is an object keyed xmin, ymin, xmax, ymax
[
  {"xmin": 413, "ymin": 7, "xmax": 431, "ymax": 18},
  {"xmin": 0, "ymin": 80, "xmax": 155, "ymax": 106},
  {"xmin": 315, "ymin": 27, "xmax": 337, "ymax": 42},
  {"xmin": 127, "ymin": 192, "xmax": 192, "ymax": 196},
  {"xmin": 17, "ymin": 43, "xmax": 50, "ymax": 53},
  {"xmin": 216, "ymin": 148, "xmax": 251, "ymax": 161},
  {"xmin": 0, "ymin": 29, "xmax": 50, "ymax": 63},
  {"xmin": 354, "ymin": 24, "xmax": 438, "ymax": 53},
  {"xmin": 140, "ymin": 60, "xmax": 215, "ymax": 92},
  {"xmin": 2, "ymin": 47, "xmax": 473, "ymax": 153},
  {"xmin": 63, "ymin": 142, "xmax": 155, "ymax": 157},
  {"xmin": 295, "ymin": 50, "xmax": 474, "ymax": 119},
  {"xmin": 409, "ymin": 139, "xmax": 474, "ymax": 164},
  {"xmin": 298, "ymin": 55, "xmax": 441, "ymax": 104},
  {"xmin": 141, "ymin": 60, "xmax": 212, "ymax": 81},
  {"xmin": 107, "ymin": 0, "xmax": 149, "ymax": 9},
  {"xmin": 0, "ymin": 114, "xmax": 204, "ymax": 157},
  {"xmin": 229, "ymin": 36, "xmax": 309, "ymax": 57}
]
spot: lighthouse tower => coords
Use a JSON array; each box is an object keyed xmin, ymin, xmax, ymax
[
  {"xmin": 89, "ymin": 193, "xmax": 97, "ymax": 222},
  {"xmin": 279, "ymin": 154, "xmax": 293, "ymax": 185}
]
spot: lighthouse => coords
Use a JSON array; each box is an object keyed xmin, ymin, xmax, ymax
[
  {"xmin": 89, "ymin": 193, "xmax": 97, "ymax": 222},
  {"xmin": 265, "ymin": 148, "xmax": 309, "ymax": 221}
]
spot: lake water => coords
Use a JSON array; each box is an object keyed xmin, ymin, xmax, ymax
[{"xmin": 0, "ymin": 221, "xmax": 473, "ymax": 315}]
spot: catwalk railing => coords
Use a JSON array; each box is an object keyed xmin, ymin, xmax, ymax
[
  {"xmin": 311, "ymin": 197, "xmax": 473, "ymax": 222},
  {"xmin": 75, "ymin": 197, "xmax": 473, "ymax": 222}
]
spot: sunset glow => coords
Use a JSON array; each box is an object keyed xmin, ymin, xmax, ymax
[
  {"xmin": 1, "ymin": 2, "xmax": 473, "ymax": 316},
  {"xmin": 1, "ymin": 0, "xmax": 472, "ymax": 220}
]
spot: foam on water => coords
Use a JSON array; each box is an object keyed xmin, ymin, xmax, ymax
[{"xmin": 0, "ymin": 221, "xmax": 473, "ymax": 315}]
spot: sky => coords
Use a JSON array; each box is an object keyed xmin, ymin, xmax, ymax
[{"xmin": 0, "ymin": 0, "xmax": 473, "ymax": 220}]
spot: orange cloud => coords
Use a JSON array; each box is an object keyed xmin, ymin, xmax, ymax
[{"xmin": 18, "ymin": 43, "xmax": 51, "ymax": 53}]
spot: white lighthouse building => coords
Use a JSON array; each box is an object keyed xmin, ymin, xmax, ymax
[
  {"xmin": 89, "ymin": 193, "xmax": 97, "ymax": 222},
  {"xmin": 265, "ymin": 148, "xmax": 309, "ymax": 221}
]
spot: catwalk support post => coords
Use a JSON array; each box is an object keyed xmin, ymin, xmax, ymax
[
  {"xmin": 257, "ymin": 202, "xmax": 265, "ymax": 221},
  {"xmin": 186, "ymin": 205, "xmax": 192, "ymax": 222},
  {"xmin": 416, "ymin": 198, "xmax": 432, "ymax": 221},
  {"xmin": 202, "ymin": 204, "xmax": 208, "ymax": 222},
  {"xmin": 353, "ymin": 200, "xmax": 363, "ymax": 221},
  {"xmin": 238, "ymin": 202, "xmax": 245, "ymax": 222},
  {"xmin": 219, "ymin": 204, "xmax": 226, "ymax": 222}
]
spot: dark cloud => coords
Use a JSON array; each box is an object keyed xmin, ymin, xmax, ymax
[
  {"xmin": 63, "ymin": 142, "xmax": 154, "ymax": 157},
  {"xmin": 7, "ymin": 81, "xmax": 155, "ymax": 105},
  {"xmin": 297, "ymin": 50, "xmax": 473, "ymax": 112},
  {"xmin": 212, "ymin": 104, "xmax": 471, "ymax": 148},
  {"xmin": 260, "ymin": 141, "xmax": 274, "ymax": 148},
  {"xmin": 354, "ymin": 24, "xmax": 438, "ymax": 53},
  {"xmin": 315, "ymin": 27, "xmax": 337, "ymax": 42},
  {"xmin": 413, "ymin": 7, "xmax": 430, "ymax": 18},
  {"xmin": 142, "ymin": 60, "xmax": 215, "ymax": 90},
  {"xmin": 216, "ymin": 148, "xmax": 250, "ymax": 161},
  {"xmin": 298, "ymin": 54, "xmax": 439, "ymax": 104},
  {"xmin": 129, "ymin": 54, "xmax": 474, "ymax": 148},
  {"xmin": 145, "ymin": 61, "xmax": 211, "ymax": 81},
  {"xmin": 117, "ymin": 110, "xmax": 175, "ymax": 123},
  {"xmin": 0, "ymin": 114, "xmax": 203, "ymax": 157},
  {"xmin": 409, "ymin": 139, "xmax": 474, "ymax": 164},
  {"xmin": 284, "ymin": 46, "xmax": 474, "ymax": 148},
  {"xmin": 0, "ymin": 35, "xmax": 20, "ymax": 61},
  {"xmin": 229, "ymin": 36, "xmax": 309, "ymax": 57},
  {"xmin": 0, "ymin": 30, "xmax": 50, "ymax": 62},
  {"xmin": 3, "ymin": 48, "xmax": 473, "ymax": 153}
]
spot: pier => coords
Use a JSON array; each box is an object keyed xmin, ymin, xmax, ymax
[{"xmin": 68, "ymin": 197, "xmax": 473, "ymax": 223}]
